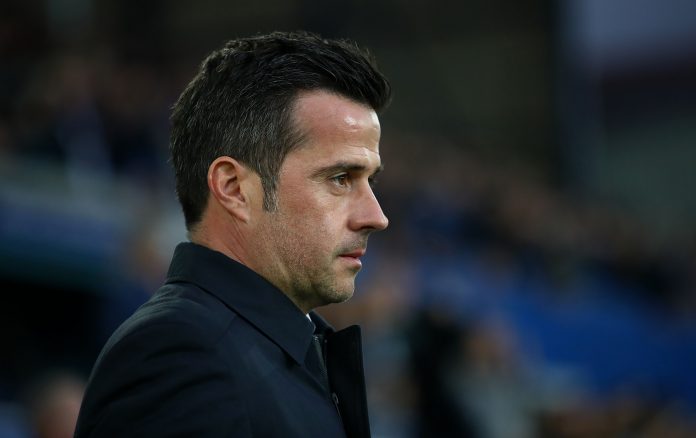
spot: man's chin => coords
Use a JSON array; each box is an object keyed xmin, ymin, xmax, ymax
[{"xmin": 320, "ymin": 282, "xmax": 355, "ymax": 306}]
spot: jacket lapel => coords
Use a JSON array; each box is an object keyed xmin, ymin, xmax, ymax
[{"xmin": 325, "ymin": 325, "xmax": 371, "ymax": 438}]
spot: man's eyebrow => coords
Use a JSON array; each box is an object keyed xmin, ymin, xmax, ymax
[{"xmin": 311, "ymin": 161, "xmax": 384, "ymax": 178}]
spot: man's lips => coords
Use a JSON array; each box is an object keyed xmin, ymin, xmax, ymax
[
  {"xmin": 339, "ymin": 249, "xmax": 364, "ymax": 269},
  {"xmin": 339, "ymin": 248, "xmax": 366, "ymax": 258}
]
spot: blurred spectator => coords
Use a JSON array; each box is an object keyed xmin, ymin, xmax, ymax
[
  {"xmin": 407, "ymin": 309, "xmax": 479, "ymax": 438},
  {"xmin": 24, "ymin": 372, "xmax": 85, "ymax": 438}
]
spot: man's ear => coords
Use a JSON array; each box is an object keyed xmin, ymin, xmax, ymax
[{"xmin": 207, "ymin": 156, "xmax": 257, "ymax": 223}]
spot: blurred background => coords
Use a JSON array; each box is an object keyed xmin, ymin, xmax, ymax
[{"xmin": 1, "ymin": 0, "xmax": 696, "ymax": 436}]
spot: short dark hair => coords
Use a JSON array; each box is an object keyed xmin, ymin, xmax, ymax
[{"xmin": 170, "ymin": 31, "xmax": 391, "ymax": 230}]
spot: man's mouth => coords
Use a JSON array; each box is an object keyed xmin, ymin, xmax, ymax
[
  {"xmin": 339, "ymin": 248, "xmax": 366, "ymax": 259},
  {"xmin": 338, "ymin": 248, "xmax": 366, "ymax": 268}
]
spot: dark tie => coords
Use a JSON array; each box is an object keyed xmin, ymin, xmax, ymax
[{"xmin": 308, "ymin": 333, "xmax": 331, "ymax": 392}]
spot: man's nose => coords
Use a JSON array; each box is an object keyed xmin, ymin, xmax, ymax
[{"xmin": 349, "ymin": 186, "xmax": 389, "ymax": 232}]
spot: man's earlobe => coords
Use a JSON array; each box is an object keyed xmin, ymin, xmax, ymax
[{"xmin": 207, "ymin": 156, "xmax": 252, "ymax": 222}]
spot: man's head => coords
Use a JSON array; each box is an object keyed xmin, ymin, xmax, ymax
[
  {"xmin": 170, "ymin": 31, "xmax": 391, "ymax": 229},
  {"xmin": 170, "ymin": 31, "xmax": 391, "ymax": 312}
]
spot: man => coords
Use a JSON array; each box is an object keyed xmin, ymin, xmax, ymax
[{"xmin": 74, "ymin": 31, "xmax": 391, "ymax": 437}]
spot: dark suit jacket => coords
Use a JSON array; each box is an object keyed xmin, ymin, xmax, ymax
[{"xmin": 74, "ymin": 242, "xmax": 371, "ymax": 437}]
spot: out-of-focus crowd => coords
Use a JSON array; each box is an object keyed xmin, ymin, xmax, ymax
[
  {"xmin": 0, "ymin": 24, "xmax": 177, "ymax": 191},
  {"xmin": 2, "ymin": 2, "xmax": 696, "ymax": 437}
]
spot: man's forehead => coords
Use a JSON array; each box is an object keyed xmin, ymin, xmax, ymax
[{"xmin": 291, "ymin": 90, "xmax": 380, "ymax": 137}]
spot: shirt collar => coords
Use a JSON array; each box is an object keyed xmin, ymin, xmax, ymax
[{"xmin": 165, "ymin": 242, "xmax": 316, "ymax": 365}]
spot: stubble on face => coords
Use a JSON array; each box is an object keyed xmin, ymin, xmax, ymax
[{"xmin": 260, "ymin": 201, "xmax": 368, "ymax": 312}]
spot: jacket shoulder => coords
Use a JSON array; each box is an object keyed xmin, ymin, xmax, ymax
[
  {"xmin": 75, "ymin": 282, "xmax": 251, "ymax": 437},
  {"xmin": 110, "ymin": 281, "xmax": 235, "ymax": 348}
]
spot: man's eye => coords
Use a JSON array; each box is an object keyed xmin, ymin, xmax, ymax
[{"xmin": 331, "ymin": 174, "xmax": 349, "ymax": 187}]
